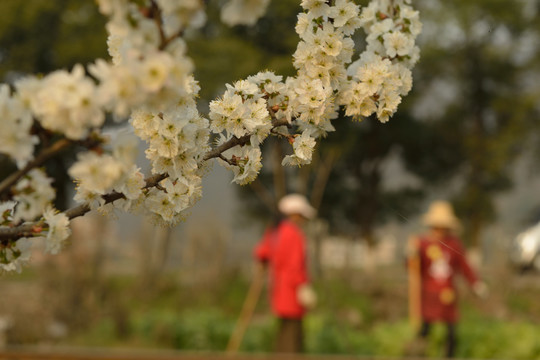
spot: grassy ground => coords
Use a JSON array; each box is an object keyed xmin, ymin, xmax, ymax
[
  {"xmin": 56, "ymin": 267, "xmax": 540, "ymax": 359},
  {"xmin": 3, "ymin": 264, "xmax": 540, "ymax": 359}
]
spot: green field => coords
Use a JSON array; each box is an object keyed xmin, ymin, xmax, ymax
[{"xmin": 21, "ymin": 267, "xmax": 535, "ymax": 360}]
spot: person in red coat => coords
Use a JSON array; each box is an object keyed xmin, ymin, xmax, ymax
[
  {"xmin": 254, "ymin": 194, "xmax": 316, "ymax": 353},
  {"xmin": 408, "ymin": 201, "xmax": 487, "ymax": 358}
]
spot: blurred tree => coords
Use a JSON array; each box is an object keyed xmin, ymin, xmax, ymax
[
  {"xmin": 412, "ymin": 0, "xmax": 540, "ymax": 247},
  {"xmin": 318, "ymin": 110, "xmax": 463, "ymax": 245},
  {"xmin": 224, "ymin": 0, "xmax": 540, "ymax": 251},
  {"xmin": 215, "ymin": 1, "xmax": 463, "ymax": 247},
  {"xmin": 0, "ymin": 0, "xmax": 107, "ymax": 81}
]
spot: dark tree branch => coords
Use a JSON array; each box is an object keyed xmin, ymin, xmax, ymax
[
  {"xmin": 0, "ymin": 139, "xmax": 72, "ymax": 199},
  {"xmin": 0, "ymin": 117, "xmax": 293, "ymax": 241},
  {"xmin": 218, "ymin": 154, "xmax": 236, "ymax": 166},
  {"xmin": 150, "ymin": 0, "xmax": 167, "ymax": 47},
  {"xmin": 203, "ymin": 118, "xmax": 290, "ymax": 161},
  {"xmin": 310, "ymin": 148, "xmax": 340, "ymax": 211},
  {"xmin": 149, "ymin": 0, "xmax": 185, "ymax": 51},
  {"xmin": 0, "ymin": 172, "xmax": 171, "ymax": 240},
  {"xmin": 203, "ymin": 135, "xmax": 251, "ymax": 161}
]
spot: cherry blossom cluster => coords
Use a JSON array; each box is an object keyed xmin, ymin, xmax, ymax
[
  {"xmin": 130, "ymin": 103, "xmax": 209, "ymax": 224},
  {"xmin": 0, "ymin": 0, "xmax": 209, "ymax": 271},
  {"xmin": 209, "ymin": 0, "xmax": 361, "ymax": 177},
  {"xmin": 11, "ymin": 169, "xmax": 56, "ymax": 223},
  {"xmin": 79, "ymin": 0, "xmax": 210, "ymax": 225},
  {"xmin": 339, "ymin": 0, "xmax": 421, "ymax": 122},
  {"xmin": 17, "ymin": 65, "xmax": 105, "ymax": 140},
  {"xmin": 0, "ymin": 0, "xmax": 421, "ymax": 272},
  {"xmin": 91, "ymin": 0, "xmax": 203, "ymax": 117},
  {"xmin": 210, "ymin": 0, "xmax": 420, "ymax": 180},
  {"xmin": 0, "ymin": 169, "xmax": 61, "ymax": 272},
  {"xmin": 0, "ymin": 85, "xmax": 38, "ymax": 167}
]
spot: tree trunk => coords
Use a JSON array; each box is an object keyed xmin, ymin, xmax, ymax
[
  {"xmin": 356, "ymin": 160, "xmax": 381, "ymax": 248},
  {"xmin": 153, "ymin": 226, "xmax": 173, "ymax": 276},
  {"xmin": 272, "ymin": 140, "xmax": 287, "ymax": 200},
  {"xmin": 310, "ymin": 149, "xmax": 340, "ymax": 211}
]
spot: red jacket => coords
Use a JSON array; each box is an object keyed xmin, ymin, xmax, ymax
[
  {"xmin": 416, "ymin": 234, "xmax": 479, "ymax": 323},
  {"xmin": 254, "ymin": 220, "xmax": 308, "ymax": 319}
]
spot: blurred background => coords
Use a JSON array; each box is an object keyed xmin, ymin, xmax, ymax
[{"xmin": 1, "ymin": 0, "xmax": 540, "ymax": 358}]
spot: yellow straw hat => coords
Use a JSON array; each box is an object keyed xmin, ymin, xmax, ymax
[{"xmin": 422, "ymin": 201, "xmax": 461, "ymax": 231}]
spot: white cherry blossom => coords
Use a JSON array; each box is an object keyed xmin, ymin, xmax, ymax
[
  {"xmin": 42, "ymin": 207, "xmax": 71, "ymax": 255},
  {"xmin": 0, "ymin": 85, "xmax": 37, "ymax": 168},
  {"xmin": 12, "ymin": 169, "xmax": 55, "ymax": 223}
]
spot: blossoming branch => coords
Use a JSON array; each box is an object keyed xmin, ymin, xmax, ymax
[{"xmin": 0, "ymin": 0, "xmax": 421, "ymax": 272}]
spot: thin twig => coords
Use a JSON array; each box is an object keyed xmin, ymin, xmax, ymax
[
  {"xmin": 143, "ymin": 173, "xmax": 168, "ymax": 189},
  {"xmin": 150, "ymin": 0, "xmax": 167, "ymax": 48},
  {"xmin": 159, "ymin": 29, "xmax": 185, "ymax": 51},
  {"xmin": 0, "ymin": 172, "xmax": 170, "ymax": 240},
  {"xmin": 203, "ymin": 135, "xmax": 251, "ymax": 161},
  {"xmin": 270, "ymin": 128, "xmax": 292, "ymax": 139},
  {"xmin": 149, "ymin": 0, "xmax": 184, "ymax": 51},
  {"xmin": 218, "ymin": 154, "xmax": 236, "ymax": 166},
  {"xmin": 0, "ymin": 138, "xmax": 72, "ymax": 199},
  {"xmin": 310, "ymin": 148, "xmax": 340, "ymax": 210}
]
